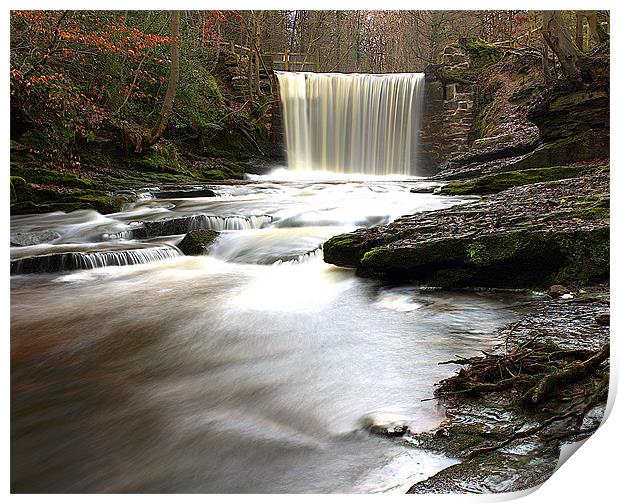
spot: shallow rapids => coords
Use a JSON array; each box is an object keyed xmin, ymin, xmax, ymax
[{"xmin": 11, "ymin": 173, "xmax": 529, "ymax": 493}]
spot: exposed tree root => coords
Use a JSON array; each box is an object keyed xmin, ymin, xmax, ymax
[
  {"xmin": 464, "ymin": 372, "xmax": 608, "ymax": 460},
  {"xmin": 432, "ymin": 333, "xmax": 609, "ymax": 462},
  {"xmin": 435, "ymin": 338, "xmax": 608, "ymax": 408},
  {"xmin": 522, "ymin": 343, "xmax": 609, "ymax": 407}
]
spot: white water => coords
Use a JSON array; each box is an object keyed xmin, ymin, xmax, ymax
[
  {"xmin": 11, "ymin": 175, "xmax": 529, "ymax": 493},
  {"xmin": 276, "ymin": 72, "xmax": 425, "ymax": 175},
  {"xmin": 10, "ymin": 242, "xmax": 181, "ymax": 274}
]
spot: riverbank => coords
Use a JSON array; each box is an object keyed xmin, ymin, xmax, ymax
[
  {"xmin": 406, "ymin": 284, "xmax": 609, "ymax": 493},
  {"xmin": 9, "ymin": 147, "xmax": 278, "ymax": 216},
  {"xmin": 322, "ymin": 156, "xmax": 610, "ymax": 493}
]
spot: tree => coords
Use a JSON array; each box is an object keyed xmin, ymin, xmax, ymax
[
  {"xmin": 583, "ymin": 11, "xmax": 609, "ymax": 46},
  {"xmin": 541, "ymin": 11, "xmax": 581, "ymax": 80},
  {"xmin": 575, "ymin": 12, "xmax": 585, "ymax": 51},
  {"xmin": 139, "ymin": 10, "xmax": 180, "ymax": 150}
]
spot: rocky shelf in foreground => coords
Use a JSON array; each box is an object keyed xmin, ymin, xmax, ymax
[
  {"xmin": 406, "ymin": 285, "xmax": 609, "ymax": 493},
  {"xmin": 323, "ymin": 169, "xmax": 609, "ymax": 289}
]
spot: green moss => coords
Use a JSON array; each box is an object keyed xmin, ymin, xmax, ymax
[
  {"xmin": 572, "ymin": 205, "xmax": 609, "ymax": 221},
  {"xmin": 509, "ymin": 85, "xmax": 544, "ymax": 103},
  {"xmin": 442, "ymin": 164, "xmax": 604, "ymax": 196},
  {"xmin": 461, "ymin": 38, "xmax": 503, "ymax": 68},
  {"xmin": 199, "ymin": 169, "xmax": 227, "ymax": 181},
  {"xmin": 359, "ymin": 238, "xmax": 468, "ymax": 278},
  {"xmin": 173, "ymin": 68, "xmax": 227, "ymax": 143},
  {"xmin": 138, "ymin": 142, "xmax": 186, "ymax": 173},
  {"xmin": 471, "ymin": 80, "xmax": 504, "ymax": 139},
  {"xmin": 11, "ymin": 164, "xmax": 101, "ymax": 190},
  {"xmin": 467, "ymin": 242, "xmax": 490, "ymax": 265},
  {"xmin": 68, "ymin": 191, "xmax": 130, "ymax": 214},
  {"xmin": 355, "ymin": 227, "xmax": 609, "ymax": 289},
  {"xmin": 323, "ymin": 232, "xmax": 369, "ymax": 267},
  {"xmin": 10, "ymin": 176, "xmax": 30, "ymax": 202},
  {"xmin": 178, "ymin": 229, "xmax": 219, "ymax": 255}
]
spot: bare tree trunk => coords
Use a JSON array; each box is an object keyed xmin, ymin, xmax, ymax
[
  {"xmin": 140, "ymin": 10, "xmax": 180, "ymax": 151},
  {"xmin": 541, "ymin": 45, "xmax": 552, "ymax": 83},
  {"xmin": 541, "ymin": 10, "xmax": 581, "ymax": 81},
  {"xmin": 336, "ymin": 10, "xmax": 342, "ymax": 69},
  {"xmin": 254, "ymin": 14, "xmax": 262, "ymax": 96},
  {"xmin": 575, "ymin": 12, "xmax": 585, "ymax": 51},
  {"xmin": 583, "ymin": 11, "xmax": 608, "ymax": 46}
]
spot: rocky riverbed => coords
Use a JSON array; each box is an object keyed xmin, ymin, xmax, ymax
[
  {"xmin": 406, "ymin": 284, "xmax": 609, "ymax": 493},
  {"xmin": 322, "ymin": 162, "xmax": 610, "ymax": 493}
]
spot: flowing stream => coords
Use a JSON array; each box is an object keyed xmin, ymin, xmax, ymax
[{"xmin": 11, "ymin": 173, "xmax": 528, "ymax": 493}]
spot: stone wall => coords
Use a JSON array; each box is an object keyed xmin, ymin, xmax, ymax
[
  {"xmin": 266, "ymin": 42, "xmax": 479, "ymax": 172},
  {"xmin": 221, "ymin": 49, "xmax": 278, "ymax": 144},
  {"xmin": 418, "ymin": 44, "xmax": 476, "ymax": 172}
]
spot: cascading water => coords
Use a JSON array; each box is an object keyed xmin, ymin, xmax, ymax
[
  {"xmin": 276, "ymin": 72, "xmax": 425, "ymax": 176},
  {"xmin": 102, "ymin": 214, "xmax": 273, "ymax": 241},
  {"xmin": 11, "ymin": 179, "xmax": 526, "ymax": 493},
  {"xmin": 10, "ymin": 244, "xmax": 180, "ymax": 275}
]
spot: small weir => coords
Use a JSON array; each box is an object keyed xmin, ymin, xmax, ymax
[
  {"xmin": 11, "ymin": 244, "xmax": 180, "ymax": 275},
  {"xmin": 103, "ymin": 214, "xmax": 274, "ymax": 241}
]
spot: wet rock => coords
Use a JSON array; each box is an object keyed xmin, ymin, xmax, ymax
[
  {"xmin": 10, "ymin": 230, "xmax": 60, "ymax": 247},
  {"xmin": 409, "ymin": 182, "xmax": 443, "ymax": 194},
  {"xmin": 407, "ymin": 285, "xmax": 610, "ymax": 494},
  {"xmin": 324, "ymin": 171, "xmax": 609, "ymax": 289},
  {"xmin": 361, "ymin": 413, "xmax": 410, "ymax": 437},
  {"xmin": 353, "ymin": 228, "xmax": 608, "ymax": 289},
  {"xmin": 131, "ymin": 214, "xmax": 272, "ymax": 239},
  {"xmin": 153, "ymin": 188, "xmax": 216, "ymax": 199},
  {"xmin": 10, "ymin": 243, "xmax": 180, "ymax": 275},
  {"xmin": 548, "ymin": 284, "xmax": 570, "ymax": 298},
  {"xmin": 132, "ymin": 215, "xmax": 206, "ymax": 239},
  {"xmin": 449, "ymin": 134, "xmax": 540, "ymax": 168},
  {"xmin": 178, "ymin": 229, "xmax": 219, "ymax": 255},
  {"xmin": 595, "ymin": 312, "xmax": 610, "ymax": 326},
  {"xmin": 441, "ymin": 163, "xmax": 605, "ymax": 196}
]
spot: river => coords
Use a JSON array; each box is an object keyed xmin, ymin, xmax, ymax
[{"xmin": 11, "ymin": 171, "xmax": 528, "ymax": 493}]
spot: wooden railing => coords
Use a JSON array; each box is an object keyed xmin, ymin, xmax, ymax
[
  {"xmin": 269, "ymin": 50, "xmax": 320, "ymax": 72},
  {"xmin": 218, "ymin": 41, "xmax": 320, "ymax": 72}
]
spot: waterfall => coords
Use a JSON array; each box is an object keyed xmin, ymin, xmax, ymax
[
  {"xmin": 104, "ymin": 214, "xmax": 274, "ymax": 240},
  {"xmin": 11, "ymin": 245, "xmax": 180, "ymax": 275},
  {"xmin": 276, "ymin": 71, "xmax": 425, "ymax": 176}
]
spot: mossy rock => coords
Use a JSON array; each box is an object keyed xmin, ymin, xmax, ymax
[
  {"xmin": 137, "ymin": 142, "xmax": 187, "ymax": 173},
  {"xmin": 323, "ymin": 228, "xmax": 405, "ymax": 267},
  {"xmin": 67, "ymin": 192, "xmax": 130, "ymax": 214},
  {"xmin": 460, "ymin": 38, "xmax": 503, "ymax": 68},
  {"xmin": 10, "ymin": 164, "xmax": 102, "ymax": 190},
  {"xmin": 441, "ymin": 164, "xmax": 607, "ymax": 196},
  {"xmin": 10, "ymin": 183, "xmax": 130, "ymax": 215},
  {"xmin": 506, "ymin": 130, "xmax": 609, "ymax": 171},
  {"xmin": 178, "ymin": 229, "xmax": 219, "ymax": 255},
  {"xmin": 356, "ymin": 228, "xmax": 609, "ymax": 289},
  {"xmin": 10, "ymin": 176, "xmax": 32, "ymax": 202}
]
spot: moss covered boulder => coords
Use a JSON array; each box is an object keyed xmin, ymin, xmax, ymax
[
  {"xmin": 441, "ymin": 163, "xmax": 607, "ymax": 196},
  {"xmin": 178, "ymin": 229, "xmax": 219, "ymax": 255},
  {"xmin": 357, "ymin": 227, "xmax": 609, "ymax": 288},
  {"xmin": 324, "ymin": 170, "xmax": 609, "ymax": 289}
]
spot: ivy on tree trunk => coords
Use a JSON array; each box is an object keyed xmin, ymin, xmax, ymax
[{"xmin": 139, "ymin": 10, "xmax": 180, "ymax": 151}]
